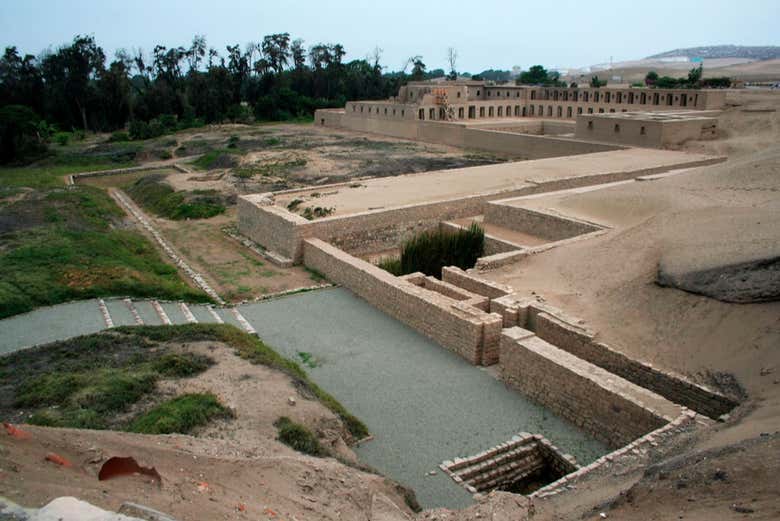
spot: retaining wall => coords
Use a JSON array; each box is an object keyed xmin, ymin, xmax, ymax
[
  {"xmin": 302, "ymin": 239, "xmax": 502, "ymax": 365},
  {"xmin": 491, "ymin": 294, "xmax": 738, "ymax": 419},
  {"xmin": 500, "ymin": 327, "xmax": 674, "ymax": 448},
  {"xmin": 483, "ymin": 203, "xmax": 602, "ymax": 242},
  {"xmin": 532, "ymin": 311, "xmax": 738, "ymax": 419},
  {"xmin": 327, "ymin": 113, "xmax": 620, "ymax": 158}
]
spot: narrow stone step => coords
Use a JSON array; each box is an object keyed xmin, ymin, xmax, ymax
[
  {"xmin": 98, "ymin": 299, "xmax": 114, "ymax": 328},
  {"xmin": 231, "ymin": 308, "xmax": 257, "ymax": 335},
  {"xmin": 180, "ymin": 303, "xmax": 198, "ymax": 323},
  {"xmin": 124, "ymin": 298, "xmax": 144, "ymax": 325},
  {"xmin": 207, "ymin": 306, "xmax": 224, "ymax": 324},
  {"xmin": 151, "ymin": 300, "xmax": 172, "ymax": 325}
]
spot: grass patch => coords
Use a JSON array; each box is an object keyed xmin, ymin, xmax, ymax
[
  {"xmin": 378, "ymin": 223, "xmax": 484, "ymax": 278},
  {"xmin": 234, "ymin": 158, "xmax": 307, "ymax": 179},
  {"xmin": 0, "ymin": 159, "xmax": 135, "ymax": 190},
  {"xmin": 192, "ymin": 149, "xmax": 241, "ymax": 170},
  {"xmin": 0, "ymin": 332, "xmax": 214, "ymax": 430},
  {"xmin": 129, "ymin": 393, "xmax": 232, "ymax": 434},
  {"xmin": 304, "ymin": 267, "xmax": 327, "ymax": 283},
  {"xmin": 0, "ymin": 186, "xmax": 210, "ymax": 318},
  {"xmin": 119, "ymin": 324, "xmax": 369, "ymax": 439},
  {"xmin": 125, "ymin": 175, "xmax": 227, "ymax": 220},
  {"xmin": 274, "ymin": 416, "xmax": 324, "ymax": 456}
]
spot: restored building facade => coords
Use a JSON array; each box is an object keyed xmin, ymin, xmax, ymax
[{"xmin": 342, "ymin": 80, "xmax": 725, "ymax": 123}]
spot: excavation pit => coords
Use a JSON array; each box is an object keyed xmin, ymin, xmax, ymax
[{"xmin": 441, "ymin": 433, "xmax": 578, "ymax": 496}]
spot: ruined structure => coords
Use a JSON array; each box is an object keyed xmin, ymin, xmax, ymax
[
  {"xmin": 236, "ymin": 80, "xmax": 739, "ymax": 501},
  {"xmin": 315, "ymin": 79, "xmax": 724, "ymax": 151}
]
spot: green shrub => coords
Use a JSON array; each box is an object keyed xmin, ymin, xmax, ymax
[
  {"xmin": 274, "ymin": 416, "xmax": 324, "ymax": 456},
  {"xmin": 152, "ymin": 352, "xmax": 214, "ymax": 377},
  {"xmin": 301, "ymin": 206, "xmax": 335, "ymax": 220},
  {"xmin": 126, "ymin": 176, "xmax": 226, "ymax": 220},
  {"xmin": 378, "ymin": 223, "xmax": 484, "ymax": 278},
  {"xmin": 128, "ymin": 393, "xmax": 232, "ymax": 434},
  {"xmin": 108, "ymin": 131, "xmax": 129, "ymax": 142},
  {"xmin": 53, "ymin": 132, "xmax": 70, "ymax": 146}
]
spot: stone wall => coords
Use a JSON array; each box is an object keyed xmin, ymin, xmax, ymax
[
  {"xmin": 237, "ymin": 195, "xmax": 307, "ymax": 262},
  {"xmin": 483, "ymin": 202, "xmax": 602, "ymax": 242},
  {"xmin": 442, "ymin": 267, "xmax": 513, "ymax": 299},
  {"xmin": 439, "ymin": 221, "xmax": 521, "ymax": 256},
  {"xmin": 500, "ymin": 327, "xmax": 674, "ymax": 448},
  {"xmin": 491, "ymin": 294, "xmax": 738, "ymax": 419},
  {"xmin": 401, "ymin": 273, "xmax": 490, "ymax": 311},
  {"xmin": 533, "ymin": 311, "xmax": 738, "ymax": 419},
  {"xmin": 302, "ymin": 239, "xmax": 502, "ymax": 365},
  {"xmin": 439, "ymin": 432, "xmax": 578, "ymax": 495},
  {"xmin": 325, "ymin": 113, "xmax": 619, "ymax": 159}
]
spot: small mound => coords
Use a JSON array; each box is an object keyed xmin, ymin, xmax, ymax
[{"xmin": 658, "ymin": 254, "xmax": 780, "ymax": 303}]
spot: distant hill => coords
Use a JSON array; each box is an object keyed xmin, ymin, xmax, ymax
[{"xmin": 646, "ymin": 45, "xmax": 780, "ymax": 61}]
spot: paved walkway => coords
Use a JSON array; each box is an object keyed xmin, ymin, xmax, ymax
[{"xmin": 0, "ymin": 288, "xmax": 607, "ymax": 509}]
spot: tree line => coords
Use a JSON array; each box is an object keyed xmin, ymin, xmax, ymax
[{"xmin": 0, "ymin": 33, "xmax": 447, "ymax": 163}]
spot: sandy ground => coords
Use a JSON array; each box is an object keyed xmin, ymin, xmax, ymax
[
  {"xmin": 468, "ymin": 90, "xmax": 780, "ymax": 519},
  {"xmin": 0, "ymin": 340, "xmax": 415, "ymax": 520},
  {"xmin": 273, "ymin": 148, "xmax": 718, "ymax": 216},
  {"xmin": 175, "ymin": 123, "xmax": 506, "ymax": 194}
]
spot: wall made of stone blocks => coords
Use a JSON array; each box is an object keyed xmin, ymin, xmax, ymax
[
  {"xmin": 533, "ymin": 311, "xmax": 738, "ymax": 419},
  {"xmin": 500, "ymin": 328, "xmax": 671, "ymax": 448},
  {"xmin": 462, "ymin": 128, "xmax": 617, "ymax": 159},
  {"xmin": 237, "ymin": 195, "xmax": 308, "ymax": 261},
  {"xmin": 483, "ymin": 202, "xmax": 602, "ymax": 242},
  {"xmin": 401, "ymin": 273, "xmax": 490, "ymax": 311},
  {"xmin": 442, "ymin": 267, "xmax": 513, "ymax": 299},
  {"xmin": 303, "ymin": 239, "xmax": 503, "ymax": 365}
]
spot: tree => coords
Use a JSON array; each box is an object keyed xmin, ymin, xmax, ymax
[
  {"xmin": 40, "ymin": 35, "xmax": 106, "ymax": 131},
  {"xmin": 409, "ymin": 56, "xmax": 426, "ymax": 81},
  {"xmin": 518, "ymin": 65, "xmax": 549, "ymax": 85},
  {"xmin": 447, "ymin": 47, "xmax": 458, "ymax": 80},
  {"xmin": 590, "ymin": 75, "xmax": 607, "ymax": 88},
  {"xmin": 291, "ymin": 39, "xmax": 306, "ymax": 70},
  {"xmin": 261, "ymin": 33, "xmax": 291, "ymax": 74},
  {"xmin": 645, "ymin": 70, "xmax": 658, "ymax": 86},
  {"xmin": 687, "ymin": 64, "xmax": 703, "ymax": 87},
  {"xmin": 0, "ymin": 104, "xmax": 46, "ymax": 163}
]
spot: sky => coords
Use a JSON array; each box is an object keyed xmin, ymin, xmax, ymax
[{"xmin": 1, "ymin": 0, "xmax": 778, "ymax": 73}]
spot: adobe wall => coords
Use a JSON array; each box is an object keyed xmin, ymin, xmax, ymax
[
  {"xmin": 461, "ymin": 128, "xmax": 617, "ymax": 159},
  {"xmin": 330, "ymin": 113, "xmax": 619, "ymax": 158},
  {"xmin": 237, "ymin": 195, "xmax": 308, "ymax": 261},
  {"xmin": 315, "ymin": 109, "xmax": 344, "ymax": 127},
  {"xmin": 483, "ymin": 202, "xmax": 602, "ymax": 241},
  {"xmin": 575, "ymin": 114, "xmax": 719, "ymax": 148},
  {"xmin": 490, "ymin": 294, "xmax": 738, "ymax": 419},
  {"xmin": 440, "ymin": 221, "xmax": 521, "ymax": 256},
  {"xmin": 500, "ymin": 327, "xmax": 673, "ymax": 448},
  {"xmin": 532, "ymin": 311, "xmax": 738, "ymax": 419},
  {"xmin": 302, "ymin": 239, "xmax": 502, "ymax": 365},
  {"xmin": 442, "ymin": 266, "xmax": 513, "ymax": 299}
]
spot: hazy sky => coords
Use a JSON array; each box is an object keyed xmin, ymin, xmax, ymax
[{"xmin": 1, "ymin": 0, "xmax": 778, "ymax": 72}]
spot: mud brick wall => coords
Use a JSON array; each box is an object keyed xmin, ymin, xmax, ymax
[
  {"xmin": 237, "ymin": 196, "xmax": 309, "ymax": 261},
  {"xmin": 439, "ymin": 221, "xmax": 521, "ymax": 255},
  {"xmin": 483, "ymin": 202, "xmax": 601, "ymax": 242},
  {"xmin": 442, "ymin": 267, "xmax": 513, "ymax": 299},
  {"xmin": 500, "ymin": 328, "xmax": 671, "ymax": 448},
  {"xmin": 533, "ymin": 312, "xmax": 738, "ymax": 419},
  {"xmin": 303, "ymin": 239, "xmax": 502, "ymax": 365},
  {"xmin": 401, "ymin": 273, "xmax": 490, "ymax": 311}
]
